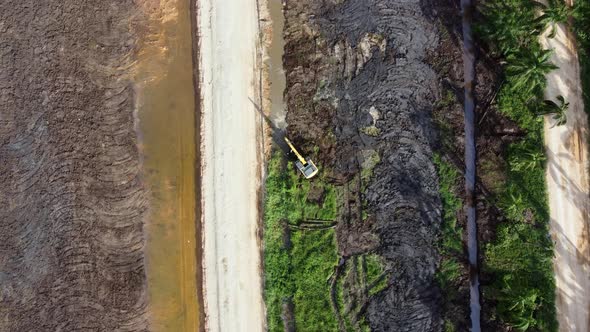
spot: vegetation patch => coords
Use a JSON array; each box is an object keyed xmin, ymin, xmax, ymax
[
  {"xmin": 433, "ymin": 153, "xmax": 465, "ymax": 332},
  {"xmin": 477, "ymin": 0, "xmax": 559, "ymax": 330},
  {"xmin": 334, "ymin": 253, "xmax": 388, "ymax": 332},
  {"xmin": 364, "ymin": 254, "xmax": 388, "ymax": 296},
  {"xmin": 360, "ymin": 126, "xmax": 381, "ymax": 137},
  {"xmin": 360, "ymin": 149, "xmax": 381, "ymax": 185},
  {"xmin": 291, "ymin": 229, "xmax": 338, "ymax": 331},
  {"xmin": 573, "ymin": 1, "xmax": 590, "ymax": 116},
  {"xmin": 263, "ymin": 150, "xmax": 339, "ymax": 332},
  {"xmin": 434, "ymin": 154, "xmax": 463, "ymax": 259}
]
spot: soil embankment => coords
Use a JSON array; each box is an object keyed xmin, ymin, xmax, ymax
[
  {"xmin": 541, "ymin": 15, "xmax": 590, "ymax": 332},
  {"xmin": 281, "ymin": 0, "xmax": 444, "ymax": 329},
  {"xmin": 198, "ymin": 0, "xmax": 265, "ymax": 330},
  {"xmin": 0, "ymin": 1, "xmax": 149, "ymax": 330}
]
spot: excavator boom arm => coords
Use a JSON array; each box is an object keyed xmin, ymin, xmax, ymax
[{"xmin": 284, "ymin": 137, "xmax": 307, "ymax": 165}]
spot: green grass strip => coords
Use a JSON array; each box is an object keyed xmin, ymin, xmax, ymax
[{"xmin": 263, "ymin": 150, "xmax": 339, "ymax": 332}]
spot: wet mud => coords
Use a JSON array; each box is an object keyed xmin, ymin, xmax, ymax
[{"xmin": 282, "ymin": 0, "xmax": 444, "ymax": 330}]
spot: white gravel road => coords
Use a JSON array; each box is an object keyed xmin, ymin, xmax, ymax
[
  {"xmin": 198, "ymin": 0, "xmax": 265, "ymax": 331},
  {"xmin": 541, "ymin": 16, "xmax": 590, "ymax": 332}
]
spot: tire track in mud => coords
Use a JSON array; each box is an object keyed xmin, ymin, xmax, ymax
[{"xmin": 0, "ymin": 1, "xmax": 149, "ymax": 330}]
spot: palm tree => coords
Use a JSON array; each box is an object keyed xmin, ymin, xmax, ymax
[
  {"xmin": 509, "ymin": 290, "xmax": 540, "ymax": 331},
  {"xmin": 479, "ymin": 2, "xmax": 544, "ymax": 54},
  {"xmin": 532, "ymin": 0, "xmax": 570, "ymax": 38},
  {"xmin": 511, "ymin": 152, "xmax": 546, "ymax": 172},
  {"xmin": 506, "ymin": 49, "xmax": 558, "ymax": 95},
  {"xmin": 538, "ymin": 95, "xmax": 568, "ymax": 127},
  {"xmin": 505, "ymin": 191, "xmax": 525, "ymax": 220}
]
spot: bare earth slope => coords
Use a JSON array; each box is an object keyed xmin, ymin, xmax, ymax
[
  {"xmin": 199, "ymin": 0, "xmax": 265, "ymax": 330},
  {"xmin": 541, "ymin": 16, "xmax": 590, "ymax": 332},
  {"xmin": 0, "ymin": 1, "xmax": 149, "ymax": 330}
]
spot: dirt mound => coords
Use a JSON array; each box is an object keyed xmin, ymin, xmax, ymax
[
  {"xmin": 0, "ymin": 1, "xmax": 149, "ymax": 330},
  {"xmin": 283, "ymin": 0, "xmax": 444, "ymax": 330}
]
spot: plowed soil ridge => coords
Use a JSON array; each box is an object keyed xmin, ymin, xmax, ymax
[
  {"xmin": 0, "ymin": 1, "xmax": 149, "ymax": 330},
  {"xmin": 282, "ymin": 0, "xmax": 443, "ymax": 330}
]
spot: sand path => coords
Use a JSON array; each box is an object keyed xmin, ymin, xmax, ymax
[
  {"xmin": 541, "ymin": 8, "xmax": 590, "ymax": 332},
  {"xmin": 198, "ymin": 0, "xmax": 266, "ymax": 331}
]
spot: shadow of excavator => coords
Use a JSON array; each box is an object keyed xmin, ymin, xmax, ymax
[
  {"xmin": 248, "ymin": 97, "xmax": 318, "ymax": 179},
  {"xmin": 248, "ymin": 97, "xmax": 290, "ymax": 155}
]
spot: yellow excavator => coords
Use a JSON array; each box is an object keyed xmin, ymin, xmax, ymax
[{"xmin": 284, "ymin": 137, "xmax": 318, "ymax": 179}]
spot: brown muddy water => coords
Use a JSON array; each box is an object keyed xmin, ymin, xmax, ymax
[
  {"xmin": 134, "ymin": 0, "xmax": 201, "ymax": 330},
  {"xmin": 267, "ymin": 0, "xmax": 287, "ymax": 131}
]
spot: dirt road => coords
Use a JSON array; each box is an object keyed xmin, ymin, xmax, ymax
[
  {"xmin": 198, "ymin": 0, "xmax": 265, "ymax": 331},
  {"xmin": 541, "ymin": 16, "xmax": 590, "ymax": 332}
]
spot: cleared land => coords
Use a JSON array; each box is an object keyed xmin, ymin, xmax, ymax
[
  {"xmin": 0, "ymin": 1, "xmax": 150, "ymax": 330},
  {"xmin": 0, "ymin": 0, "xmax": 202, "ymax": 330},
  {"xmin": 198, "ymin": 0, "xmax": 265, "ymax": 330},
  {"xmin": 541, "ymin": 19, "xmax": 590, "ymax": 332}
]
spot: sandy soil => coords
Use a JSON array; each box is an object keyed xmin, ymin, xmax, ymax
[
  {"xmin": 198, "ymin": 0, "xmax": 266, "ymax": 330},
  {"xmin": 541, "ymin": 16, "xmax": 590, "ymax": 332}
]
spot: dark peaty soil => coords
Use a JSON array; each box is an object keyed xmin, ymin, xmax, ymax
[
  {"xmin": 0, "ymin": 0, "xmax": 150, "ymax": 330},
  {"xmin": 283, "ymin": 0, "xmax": 448, "ymax": 330}
]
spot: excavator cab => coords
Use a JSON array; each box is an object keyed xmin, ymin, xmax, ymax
[{"xmin": 284, "ymin": 137, "xmax": 318, "ymax": 179}]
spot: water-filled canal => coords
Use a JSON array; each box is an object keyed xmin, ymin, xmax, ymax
[
  {"xmin": 135, "ymin": 0, "xmax": 201, "ymax": 330},
  {"xmin": 460, "ymin": 0, "xmax": 481, "ymax": 330}
]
